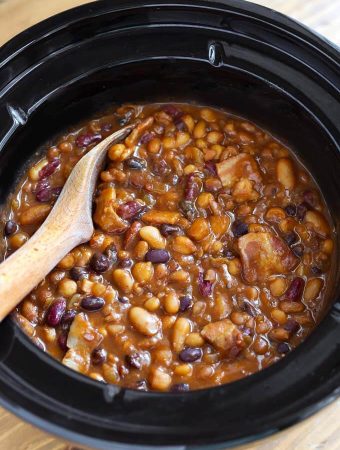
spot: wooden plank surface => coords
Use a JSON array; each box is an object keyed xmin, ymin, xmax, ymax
[{"xmin": 0, "ymin": 0, "xmax": 339, "ymax": 449}]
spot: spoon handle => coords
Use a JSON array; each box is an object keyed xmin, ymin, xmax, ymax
[{"xmin": 0, "ymin": 219, "xmax": 83, "ymax": 322}]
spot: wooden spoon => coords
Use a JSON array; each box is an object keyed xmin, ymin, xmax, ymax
[{"xmin": 0, "ymin": 123, "xmax": 136, "ymax": 321}]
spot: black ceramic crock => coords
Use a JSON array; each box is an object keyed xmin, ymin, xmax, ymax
[{"xmin": 0, "ymin": 1, "xmax": 339, "ymax": 449}]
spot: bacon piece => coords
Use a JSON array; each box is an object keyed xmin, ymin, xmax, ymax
[
  {"xmin": 238, "ymin": 232, "xmax": 298, "ymax": 283},
  {"xmin": 201, "ymin": 319, "xmax": 244, "ymax": 354},
  {"xmin": 93, "ymin": 187, "xmax": 129, "ymax": 233},
  {"xmin": 216, "ymin": 153, "xmax": 262, "ymax": 189}
]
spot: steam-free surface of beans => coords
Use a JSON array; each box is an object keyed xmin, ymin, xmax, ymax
[{"xmin": 1, "ymin": 103, "xmax": 334, "ymax": 391}]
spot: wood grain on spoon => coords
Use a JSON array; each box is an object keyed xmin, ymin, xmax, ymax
[{"xmin": 0, "ymin": 123, "xmax": 136, "ymax": 322}]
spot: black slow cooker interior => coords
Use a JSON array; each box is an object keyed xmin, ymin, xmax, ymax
[{"xmin": 0, "ymin": 1, "xmax": 339, "ymax": 449}]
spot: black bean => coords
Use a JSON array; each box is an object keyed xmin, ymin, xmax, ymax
[
  {"xmin": 46, "ymin": 298, "xmax": 67, "ymax": 326},
  {"xmin": 145, "ymin": 249, "xmax": 170, "ymax": 263},
  {"xmin": 4, "ymin": 220, "xmax": 18, "ymax": 236},
  {"xmin": 232, "ymin": 220, "xmax": 248, "ymax": 238},
  {"xmin": 179, "ymin": 347, "xmax": 202, "ymax": 363},
  {"xmin": 296, "ymin": 202, "xmax": 309, "ymax": 220},
  {"xmin": 243, "ymin": 301, "xmax": 257, "ymax": 317},
  {"xmin": 171, "ymin": 383, "xmax": 190, "ymax": 392},
  {"xmin": 311, "ymin": 266, "xmax": 322, "ymax": 275},
  {"xmin": 104, "ymin": 243, "xmax": 118, "ymax": 265},
  {"xmin": 277, "ymin": 342, "xmax": 290, "ymax": 354},
  {"xmin": 119, "ymin": 258, "xmax": 133, "ymax": 268},
  {"xmin": 292, "ymin": 244, "xmax": 304, "ymax": 257},
  {"xmin": 118, "ymin": 296, "xmax": 130, "ymax": 304},
  {"xmin": 135, "ymin": 380, "xmax": 148, "ymax": 391},
  {"xmin": 92, "ymin": 348, "xmax": 107, "ymax": 365},
  {"xmin": 125, "ymin": 353, "xmax": 142, "ymax": 370},
  {"xmin": 70, "ymin": 266, "xmax": 89, "ymax": 281},
  {"xmin": 81, "ymin": 295, "xmax": 105, "ymax": 311},
  {"xmin": 283, "ymin": 231, "xmax": 298, "ymax": 246},
  {"xmin": 179, "ymin": 295, "xmax": 192, "ymax": 312},
  {"xmin": 222, "ymin": 247, "xmax": 235, "ymax": 259},
  {"xmin": 90, "ymin": 253, "xmax": 111, "ymax": 273},
  {"xmin": 284, "ymin": 204, "xmax": 297, "ymax": 216},
  {"xmin": 160, "ymin": 224, "xmax": 183, "ymax": 236},
  {"xmin": 124, "ymin": 157, "xmax": 147, "ymax": 170}
]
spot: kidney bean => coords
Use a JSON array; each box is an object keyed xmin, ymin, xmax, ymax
[
  {"xmin": 125, "ymin": 352, "xmax": 142, "ymax": 369},
  {"xmin": 204, "ymin": 161, "xmax": 217, "ymax": 176},
  {"xmin": 284, "ymin": 204, "xmax": 296, "ymax": 216},
  {"xmin": 75, "ymin": 132, "xmax": 101, "ymax": 148},
  {"xmin": 58, "ymin": 332, "xmax": 68, "ymax": 352},
  {"xmin": 179, "ymin": 295, "xmax": 192, "ymax": 312},
  {"xmin": 198, "ymin": 272, "xmax": 213, "ymax": 297},
  {"xmin": 124, "ymin": 221, "xmax": 142, "ymax": 249},
  {"xmin": 39, "ymin": 158, "xmax": 60, "ymax": 179},
  {"xmin": 117, "ymin": 201, "xmax": 145, "ymax": 220},
  {"xmin": 171, "ymin": 383, "xmax": 190, "ymax": 392},
  {"xmin": 90, "ymin": 253, "xmax": 111, "ymax": 273},
  {"xmin": 46, "ymin": 298, "xmax": 67, "ymax": 326},
  {"xmin": 163, "ymin": 104, "xmax": 182, "ymax": 119},
  {"xmin": 4, "ymin": 220, "xmax": 18, "ymax": 236},
  {"xmin": 179, "ymin": 347, "xmax": 202, "ymax": 362},
  {"xmin": 104, "ymin": 243, "xmax": 118, "ymax": 265},
  {"xmin": 152, "ymin": 159, "xmax": 169, "ymax": 176},
  {"xmin": 92, "ymin": 348, "xmax": 107, "ymax": 365},
  {"xmin": 61, "ymin": 309, "xmax": 77, "ymax": 325},
  {"xmin": 184, "ymin": 175, "xmax": 200, "ymax": 201},
  {"xmin": 160, "ymin": 224, "xmax": 183, "ymax": 236},
  {"xmin": 124, "ymin": 157, "xmax": 147, "ymax": 170},
  {"xmin": 284, "ymin": 277, "xmax": 305, "ymax": 302},
  {"xmin": 140, "ymin": 132, "xmax": 155, "ymax": 144},
  {"xmin": 70, "ymin": 266, "xmax": 89, "ymax": 281},
  {"xmin": 232, "ymin": 220, "xmax": 248, "ymax": 238},
  {"xmin": 145, "ymin": 249, "xmax": 170, "ymax": 263},
  {"xmin": 277, "ymin": 342, "xmax": 290, "ymax": 354},
  {"xmin": 81, "ymin": 295, "xmax": 105, "ymax": 311}
]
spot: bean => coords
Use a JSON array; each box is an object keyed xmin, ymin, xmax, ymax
[
  {"xmin": 283, "ymin": 231, "xmax": 298, "ymax": 246},
  {"xmin": 61, "ymin": 309, "xmax": 77, "ymax": 325},
  {"xmin": 76, "ymin": 132, "xmax": 101, "ymax": 148},
  {"xmin": 58, "ymin": 332, "xmax": 68, "ymax": 351},
  {"xmin": 276, "ymin": 158, "xmax": 295, "ymax": 190},
  {"xmin": 179, "ymin": 295, "xmax": 193, "ymax": 312},
  {"xmin": 284, "ymin": 204, "xmax": 297, "ymax": 216},
  {"xmin": 149, "ymin": 367, "xmax": 171, "ymax": 391},
  {"xmin": 140, "ymin": 226, "xmax": 166, "ymax": 249},
  {"xmin": 198, "ymin": 272, "xmax": 213, "ymax": 297},
  {"xmin": 19, "ymin": 204, "xmax": 51, "ymax": 225},
  {"xmin": 269, "ymin": 278, "xmax": 287, "ymax": 297},
  {"xmin": 124, "ymin": 157, "xmax": 147, "ymax": 170},
  {"xmin": 81, "ymin": 295, "xmax": 105, "ymax": 311},
  {"xmin": 145, "ymin": 249, "xmax": 170, "ymax": 263},
  {"xmin": 46, "ymin": 298, "xmax": 66, "ymax": 326},
  {"xmin": 179, "ymin": 347, "xmax": 202, "ymax": 363},
  {"xmin": 296, "ymin": 202, "xmax": 309, "ymax": 220},
  {"xmin": 90, "ymin": 253, "xmax": 111, "ymax": 273},
  {"xmin": 70, "ymin": 266, "xmax": 89, "ymax": 281},
  {"xmin": 284, "ymin": 319, "xmax": 300, "ymax": 333},
  {"xmin": 92, "ymin": 348, "xmax": 107, "ymax": 365},
  {"xmin": 172, "ymin": 317, "xmax": 191, "ymax": 352},
  {"xmin": 104, "ymin": 243, "xmax": 118, "ymax": 264},
  {"xmin": 117, "ymin": 201, "xmax": 145, "ymax": 220},
  {"xmin": 4, "ymin": 220, "xmax": 18, "ymax": 236},
  {"xmin": 185, "ymin": 332, "xmax": 205, "ymax": 347},
  {"xmin": 293, "ymin": 244, "xmax": 304, "ymax": 257},
  {"xmin": 125, "ymin": 352, "xmax": 142, "ymax": 370},
  {"xmin": 129, "ymin": 307, "xmax": 161, "ymax": 336},
  {"xmin": 277, "ymin": 342, "xmax": 290, "ymax": 354},
  {"xmin": 231, "ymin": 220, "xmax": 248, "ymax": 237},
  {"xmin": 112, "ymin": 269, "xmax": 134, "ymax": 293},
  {"xmin": 304, "ymin": 278, "xmax": 323, "ymax": 302},
  {"xmin": 39, "ymin": 158, "xmax": 61, "ymax": 179},
  {"xmin": 9, "ymin": 233, "xmax": 29, "ymax": 249},
  {"xmin": 304, "ymin": 210, "xmax": 330, "ymax": 237},
  {"xmin": 58, "ymin": 278, "xmax": 77, "ymax": 297},
  {"xmin": 160, "ymin": 224, "xmax": 183, "ymax": 237},
  {"xmin": 187, "ymin": 218, "xmax": 210, "ymax": 241},
  {"xmin": 172, "ymin": 236, "xmax": 197, "ymax": 255},
  {"xmin": 119, "ymin": 258, "xmax": 133, "ymax": 269},
  {"xmin": 284, "ymin": 277, "xmax": 305, "ymax": 302},
  {"xmin": 164, "ymin": 292, "xmax": 180, "ymax": 314},
  {"xmin": 171, "ymin": 383, "xmax": 190, "ymax": 392},
  {"xmin": 144, "ymin": 296, "xmax": 160, "ymax": 312},
  {"xmin": 132, "ymin": 262, "xmax": 154, "ymax": 283}
]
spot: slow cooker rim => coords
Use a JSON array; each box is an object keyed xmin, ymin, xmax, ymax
[{"xmin": 0, "ymin": 0, "xmax": 339, "ymax": 449}]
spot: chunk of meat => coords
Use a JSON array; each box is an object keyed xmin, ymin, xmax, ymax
[
  {"xmin": 216, "ymin": 153, "xmax": 262, "ymax": 189},
  {"xmin": 62, "ymin": 313, "xmax": 103, "ymax": 374},
  {"xmin": 201, "ymin": 319, "xmax": 244, "ymax": 354},
  {"xmin": 142, "ymin": 210, "xmax": 181, "ymax": 224},
  {"xmin": 232, "ymin": 178, "xmax": 259, "ymax": 203},
  {"xmin": 238, "ymin": 232, "xmax": 298, "ymax": 283},
  {"xmin": 94, "ymin": 187, "xmax": 129, "ymax": 233}
]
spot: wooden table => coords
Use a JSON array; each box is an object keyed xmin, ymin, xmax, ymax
[{"xmin": 0, "ymin": 0, "xmax": 339, "ymax": 449}]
